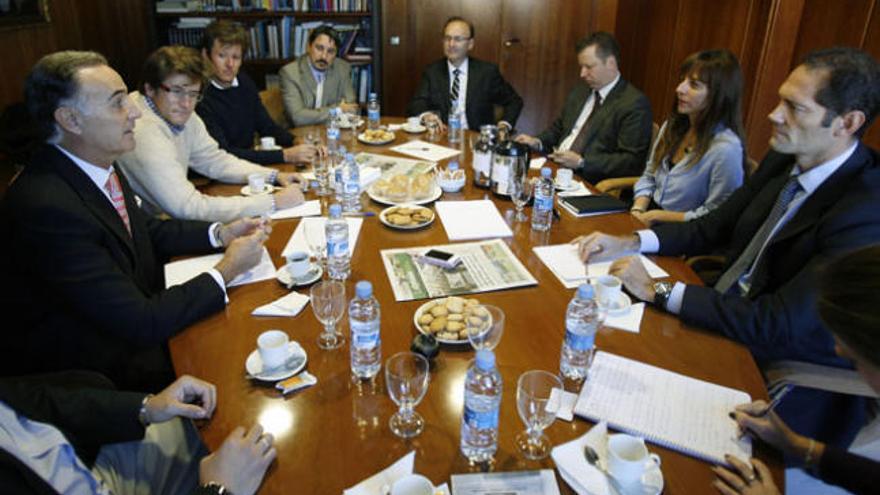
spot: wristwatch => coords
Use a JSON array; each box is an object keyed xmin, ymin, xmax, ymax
[
  {"xmin": 198, "ymin": 482, "xmax": 230, "ymax": 495},
  {"xmin": 652, "ymin": 281, "xmax": 674, "ymax": 309}
]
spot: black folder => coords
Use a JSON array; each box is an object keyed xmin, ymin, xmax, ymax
[{"xmin": 559, "ymin": 195, "xmax": 628, "ymax": 217}]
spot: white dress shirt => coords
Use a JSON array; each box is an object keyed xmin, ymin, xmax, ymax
[{"xmin": 556, "ymin": 73, "xmax": 620, "ymax": 152}]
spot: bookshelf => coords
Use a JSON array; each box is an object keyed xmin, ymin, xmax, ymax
[{"xmin": 151, "ymin": 1, "xmax": 382, "ymax": 104}]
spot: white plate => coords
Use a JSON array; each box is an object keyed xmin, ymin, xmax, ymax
[
  {"xmin": 367, "ymin": 185, "xmax": 443, "ymax": 206},
  {"xmin": 241, "ymin": 184, "xmax": 275, "ymax": 196},
  {"xmin": 338, "ymin": 119, "xmax": 364, "ymax": 129},
  {"xmin": 276, "ymin": 264, "xmax": 323, "ymax": 287},
  {"xmin": 245, "ymin": 341, "xmax": 308, "ymax": 381},
  {"xmin": 357, "ymin": 131, "xmax": 396, "ymax": 145},
  {"xmin": 379, "ymin": 204, "xmax": 435, "ymax": 230},
  {"xmin": 402, "ymin": 124, "xmax": 427, "ymax": 134},
  {"xmin": 598, "ymin": 292, "xmax": 632, "ymax": 316},
  {"xmin": 554, "ymin": 180, "xmax": 580, "ymax": 191},
  {"xmin": 412, "ymin": 299, "xmax": 493, "ymax": 345}
]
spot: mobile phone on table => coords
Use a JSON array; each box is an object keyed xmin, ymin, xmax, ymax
[{"xmin": 420, "ymin": 249, "xmax": 462, "ymax": 270}]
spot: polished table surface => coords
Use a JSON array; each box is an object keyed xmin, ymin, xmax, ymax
[{"xmin": 170, "ymin": 118, "xmax": 780, "ymax": 494}]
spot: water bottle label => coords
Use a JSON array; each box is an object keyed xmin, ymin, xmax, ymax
[
  {"xmin": 565, "ymin": 328, "xmax": 595, "ymax": 351},
  {"xmin": 368, "ymin": 109, "xmax": 379, "ymax": 121},
  {"xmin": 343, "ymin": 180, "xmax": 359, "ymax": 194},
  {"xmin": 327, "ymin": 239, "xmax": 349, "ymax": 256},
  {"xmin": 449, "ymin": 116, "xmax": 461, "ymax": 129},
  {"xmin": 535, "ymin": 193, "xmax": 553, "ymax": 211},
  {"xmin": 473, "ymin": 152, "xmax": 490, "ymax": 175},
  {"xmin": 351, "ymin": 321, "xmax": 380, "ymax": 348},
  {"xmin": 327, "ymin": 128, "xmax": 340, "ymax": 140},
  {"xmin": 464, "ymin": 405, "xmax": 499, "ymax": 429}
]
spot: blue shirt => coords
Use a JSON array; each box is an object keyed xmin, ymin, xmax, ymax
[{"xmin": 634, "ymin": 122, "xmax": 744, "ymax": 221}]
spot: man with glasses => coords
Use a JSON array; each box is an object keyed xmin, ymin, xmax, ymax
[
  {"xmin": 196, "ymin": 20, "xmax": 322, "ymax": 166},
  {"xmin": 118, "ymin": 46, "xmax": 305, "ymax": 223},
  {"xmin": 407, "ymin": 16, "xmax": 523, "ymax": 131},
  {"xmin": 280, "ymin": 25, "xmax": 358, "ymax": 126}
]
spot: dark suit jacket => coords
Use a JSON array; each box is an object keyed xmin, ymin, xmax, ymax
[
  {"xmin": 538, "ymin": 79, "xmax": 653, "ymax": 184},
  {"xmin": 652, "ymin": 143, "xmax": 880, "ymax": 366},
  {"xmin": 0, "ymin": 145, "xmax": 226, "ymax": 391},
  {"xmin": 406, "ymin": 57, "xmax": 523, "ymax": 128}
]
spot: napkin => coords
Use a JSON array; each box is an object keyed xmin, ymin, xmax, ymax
[
  {"xmin": 550, "ymin": 387, "xmax": 579, "ymax": 422},
  {"xmin": 530, "ymin": 157, "xmax": 547, "ymax": 170},
  {"xmin": 344, "ymin": 451, "xmax": 415, "ymax": 495},
  {"xmin": 603, "ymin": 303, "xmax": 645, "ymax": 333},
  {"xmin": 551, "ymin": 421, "xmax": 612, "ymax": 495},
  {"xmin": 558, "ymin": 182, "xmax": 592, "ymax": 197},
  {"xmin": 251, "ymin": 291, "xmax": 310, "ymax": 317},
  {"xmin": 270, "ymin": 200, "xmax": 322, "ymax": 220}
]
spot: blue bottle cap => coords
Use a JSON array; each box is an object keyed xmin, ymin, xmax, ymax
[
  {"xmin": 338, "ymin": 146, "xmax": 347, "ymax": 154},
  {"xmin": 329, "ymin": 204, "xmax": 342, "ymax": 217},
  {"xmin": 345, "ymin": 153, "xmax": 355, "ymax": 161},
  {"xmin": 355, "ymin": 281, "xmax": 372, "ymax": 298},
  {"xmin": 577, "ymin": 283, "xmax": 594, "ymax": 299},
  {"xmin": 541, "ymin": 167, "xmax": 552, "ymax": 178},
  {"xmin": 475, "ymin": 350, "xmax": 495, "ymax": 370},
  {"xmin": 369, "ymin": 92, "xmax": 377, "ymax": 99},
  {"xmin": 448, "ymin": 161, "xmax": 459, "ymax": 171}
]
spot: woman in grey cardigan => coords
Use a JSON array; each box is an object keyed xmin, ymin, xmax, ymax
[{"xmin": 631, "ymin": 50, "xmax": 746, "ymax": 226}]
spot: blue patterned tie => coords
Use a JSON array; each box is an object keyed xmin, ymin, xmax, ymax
[{"xmin": 714, "ymin": 176, "xmax": 802, "ymax": 295}]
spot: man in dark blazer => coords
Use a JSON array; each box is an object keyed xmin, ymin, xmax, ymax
[
  {"xmin": 0, "ymin": 371, "xmax": 276, "ymax": 494},
  {"xmin": 407, "ymin": 16, "xmax": 523, "ymax": 130},
  {"xmin": 576, "ymin": 47, "xmax": 880, "ymax": 444},
  {"xmin": 0, "ymin": 51, "xmax": 269, "ymax": 391},
  {"xmin": 516, "ymin": 32, "xmax": 653, "ymax": 184}
]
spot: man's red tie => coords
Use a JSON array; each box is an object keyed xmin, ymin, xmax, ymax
[{"xmin": 105, "ymin": 169, "xmax": 131, "ymax": 236}]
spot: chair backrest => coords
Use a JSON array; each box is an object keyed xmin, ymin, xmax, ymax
[
  {"xmin": 651, "ymin": 121, "xmax": 660, "ymax": 148},
  {"xmin": 260, "ymin": 86, "xmax": 288, "ymax": 129},
  {"xmin": 746, "ymin": 156, "xmax": 759, "ymax": 177}
]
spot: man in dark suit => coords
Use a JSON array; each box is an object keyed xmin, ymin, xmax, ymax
[
  {"xmin": 576, "ymin": 47, "xmax": 880, "ymax": 445},
  {"xmin": 516, "ymin": 32, "xmax": 653, "ymax": 184},
  {"xmin": 406, "ymin": 16, "xmax": 523, "ymax": 131},
  {"xmin": 0, "ymin": 51, "xmax": 269, "ymax": 391},
  {"xmin": 0, "ymin": 371, "xmax": 276, "ymax": 494}
]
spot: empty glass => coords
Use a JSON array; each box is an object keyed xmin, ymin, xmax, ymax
[
  {"xmin": 385, "ymin": 352, "xmax": 430, "ymax": 438},
  {"xmin": 310, "ymin": 280, "xmax": 346, "ymax": 349},
  {"xmin": 515, "ymin": 370, "xmax": 563, "ymax": 460},
  {"xmin": 509, "ymin": 176, "xmax": 533, "ymax": 222},
  {"xmin": 313, "ymin": 154, "xmax": 331, "ymax": 196},
  {"xmin": 303, "ymin": 220, "xmax": 327, "ymax": 271},
  {"xmin": 466, "ymin": 304, "xmax": 505, "ymax": 351},
  {"xmin": 425, "ymin": 119, "xmax": 440, "ymax": 141}
]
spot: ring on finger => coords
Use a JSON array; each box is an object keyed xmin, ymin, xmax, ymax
[{"xmin": 745, "ymin": 472, "xmax": 757, "ymax": 483}]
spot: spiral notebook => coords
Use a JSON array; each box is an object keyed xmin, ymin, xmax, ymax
[{"xmin": 573, "ymin": 352, "xmax": 753, "ymax": 466}]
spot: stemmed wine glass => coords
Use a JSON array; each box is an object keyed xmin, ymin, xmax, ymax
[
  {"xmin": 509, "ymin": 175, "xmax": 533, "ymax": 222},
  {"xmin": 515, "ymin": 370, "xmax": 563, "ymax": 460},
  {"xmin": 303, "ymin": 220, "xmax": 326, "ymax": 271},
  {"xmin": 310, "ymin": 280, "xmax": 345, "ymax": 349},
  {"xmin": 466, "ymin": 304, "xmax": 505, "ymax": 351},
  {"xmin": 385, "ymin": 352, "xmax": 430, "ymax": 438}
]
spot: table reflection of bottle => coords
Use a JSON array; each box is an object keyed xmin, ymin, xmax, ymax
[{"xmin": 351, "ymin": 379, "xmax": 383, "ymax": 438}]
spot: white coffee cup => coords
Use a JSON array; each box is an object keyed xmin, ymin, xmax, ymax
[
  {"xmin": 247, "ymin": 173, "xmax": 266, "ymax": 193},
  {"xmin": 260, "ymin": 136, "xmax": 276, "ymax": 150},
  {"xmin": 257, "ymin": 330, "xmax": 289, "ymax": 370},
  {"xmin": 607, "ymin": 434, "xmax": 661, "ymax": 488},
  {"xmin": 286, "ymin": 250, "xmax": 311, "ymax": 279},
  {"xmin": 407, "ymin": 116, "xmax": 421, "ymax": 128},
  {"xmin": 556, "ymin": 168, "xmax": 573, "ymax": 188},
  {"xmin": 594, "ymin": 274, "xmax": 623, "ymax": 308},
  {"xmin": 390, "ymin": 474, "xmax": 433, "ymax": 495}
]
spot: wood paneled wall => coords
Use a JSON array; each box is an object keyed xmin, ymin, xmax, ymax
[{"xmin": 0, "ymin": 0, "xmax": 153, "ymax": 111}]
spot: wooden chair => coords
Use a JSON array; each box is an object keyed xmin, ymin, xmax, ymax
[
  {"xmin": 595, "ymin": 121, "xmax": 660, "ymax": 198},
  {"xmin": 259, "ymin": 85, "xmax": 288, "ymax": 129}
]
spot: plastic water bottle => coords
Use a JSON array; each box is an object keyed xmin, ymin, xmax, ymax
[
  {"xmin": 340, "ymin": 152, "xmax": 361, "ymax": 213},
  {"xmin": 531, "ymin": 166, "xmax": 554, "ymax": 232},
  {"xmin": 560, "ymin": 283, "xmax": 600, "ymax": 381},
  {"xmin": 325, "ymin": 204, "xmax": 350, "ymax": 281},
  {"xmin": 332, "ymin": 145, "xmax": 347, "ymax": 203},
  {"xmin": 349, "ymin": 280, "xmax": 381, "ymax": 380},
  {"xmin": 460, "ymin": 350, "xmax": 502, "ymax": 464},
  {"xmin": 326, "ymin": 107, "xmax": 341, "ymax": 156},
  {"xmin": 448, "ymin": 101, "xmax": 463, "ymax": 144},
  {"xmin": 367, "ymin": 92, "xmax": 380, "ymax": 131}
]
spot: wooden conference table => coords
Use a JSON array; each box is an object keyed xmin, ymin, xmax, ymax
[{"xmin": 169, "ymin": 118, "xmax": 780, "ymax": 494}]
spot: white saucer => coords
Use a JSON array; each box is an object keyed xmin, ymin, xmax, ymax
[
  {"xmin": 555, "ymin": 180, "xmax": 579, "ymax": 191},
  {"xmin": 241, "ymin": 184, "xmax": 274, "ymax": 196},
  {"xmin": 598, "ymin": 292, "xmax": 632, "ymax": 315},
  {"xmin": 245, "ymin": 341, "xmax": 308, "ymax": 381},
  {"xmin": 610, "ymin": 461, "xmax": 664, "ymax": 495},
  {"xmin": 402, "ymin": 124, "xmax": 427, "ymax": 134},
  {"xmin": 276, "ymin": 264, "xmax": 323, "ymax": 287}
]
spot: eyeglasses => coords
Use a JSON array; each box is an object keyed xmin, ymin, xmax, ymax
[
  {"xmin": 443, "ymin": 35, "xmax": 471, "ymax": 44},
  {"xmin": 159, "ymin": 84, "xmax": 203, "ymax": 102}
]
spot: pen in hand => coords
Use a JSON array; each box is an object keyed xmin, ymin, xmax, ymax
[{"xmin": 759, "ymin": 384, "xmax": 795, "ymax": 416}]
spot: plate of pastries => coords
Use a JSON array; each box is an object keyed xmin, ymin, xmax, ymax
[
  {"xmin": 413, "ymin": 297, "xmax": 491, "ymax": 345},
  {"xmin": 379, "ymin": 204, "xmax": 435, "ymax": 230},
  {"xmin": 357, "ymin": 129, "xmax": 396, "ymax": 145},
  {"xmin": 368, "ymin": 173, "xmax": 442, "ymax": 205}
]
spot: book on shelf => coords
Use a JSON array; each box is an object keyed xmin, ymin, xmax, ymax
[{"xmin": 159, "ymin": 0, "xmax": 370, "ymax": 13}]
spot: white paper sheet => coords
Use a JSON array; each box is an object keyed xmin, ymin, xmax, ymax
[
  {"xmin": 532, "ymin": 244, "xmax": 668, "ymax": 289},
  {"xmin": 270, "ymin": 200, "xmax": 322, "ymax": 220},
  {"xmin": 390, "ymin": 139, "xmax": 461, "ymax": 162},
  {"xmin": 343, "ymin": 451, "xmax": 414, "ymax": 495},
  {"xmin": 435, "ymin": 200, "xmax": 513, "ymax": 241},
  {"xmin": 281, "ymin": 217, "xmax": 363, "ymax": 257},
  {"xmin": 557, "ymin": 182, "xmax": 593, "ymax": 197},
  {"xmin": 164, "ymin": 247, "xmax": 275, "ymax": 288},
  {"xmin": 529, "ymin": 157, "xmax": 547, "ymax": 170},
  {"xmin": 604, "ymin": 302, "xmax": 646, "ymax": 333}
]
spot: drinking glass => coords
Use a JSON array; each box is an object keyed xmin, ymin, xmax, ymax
[
  {"xmin": 304, "ymin": 130, "xmax": 322, "ymax": 148},
  {"xmin": 385, "ymin": 352, "xmax": 430, "ymax": 438},
  {"xmin": 509, "ymin": 176, "xmax": 533, "ymax": 222},
  {"xmin": 466, "ymin": 304, "xmax": 505, "ymax": 352},
  {"xmin": 303, "ymin": 220, "xmax": 327, "ymax": 271},
  {"xmin": 345, "ymin": 106, "xmax": 361, "ymax": 141},
  {"xmin": 425, "ymin": 120, "xmax": 440, "ymax": 141},
  {"xmin": 313, "ymin": 154, "xmax": 331, "ymax": 196},
  {"xmin": 515, "ymin": 370, "xmax": 563, "ymax": 460},
  {"xmin": 310, "ymin": 280, "xmax": 346, "ymax": 349}
]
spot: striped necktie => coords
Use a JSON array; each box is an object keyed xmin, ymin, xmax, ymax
[
  {"xmin": 104, "ymin": 169, "xmax": 131, "ymax": 236},
  {"xmin": 450, "ymin": 68, "xmax": 461, "ymax": 108},
  {"xmin": 570, "ymin": 91, "xmax": 603, "ymax": 153}
]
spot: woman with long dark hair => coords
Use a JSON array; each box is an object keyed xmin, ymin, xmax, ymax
[{"xmin": 631, "ymin": 49, "xmax": 746, "ymax": 225}]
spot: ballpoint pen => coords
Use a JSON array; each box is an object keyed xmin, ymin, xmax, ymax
[
  {"xmin": 760, "ymin": 384, "xmax": 795, "ymax": 416},
  {"xmin": 342, "ymin": 211, "xmax": 376, "ymax": 217}
]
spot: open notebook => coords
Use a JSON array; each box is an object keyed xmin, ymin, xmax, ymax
[{"xmin": 574, "ymin": 352, "xmax": 753, "ymax": 466}]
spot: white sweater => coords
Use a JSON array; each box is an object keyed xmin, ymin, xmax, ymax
[{"xmin": 118, "ymin": 91, "xmax": 275, "ymax": 222}]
